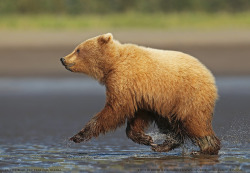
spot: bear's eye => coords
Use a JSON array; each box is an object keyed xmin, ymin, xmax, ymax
[{"xmin": 76, "ymin": 49, "xmax": 80, "ymax": 54}]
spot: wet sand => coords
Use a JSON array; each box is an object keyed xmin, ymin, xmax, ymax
[
  {"xmin": 0, "ymin": 77, "xmax": 249, "ymax": 141},
  {"xmin": 0, "ymin": 30, "xmax": 250, "ymax": 77}
]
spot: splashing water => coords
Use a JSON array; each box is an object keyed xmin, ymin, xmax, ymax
[
  {"xmin": 221, "ymin": 117, "xmax": 250, "ymax": 149},
  {"xmin": 146, "ymin": 129, "xmax": 167, "ymax": 144}
]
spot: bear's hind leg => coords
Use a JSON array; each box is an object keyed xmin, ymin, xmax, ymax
[
  {"xmin": 126, "ymin": 110, "xmax": 156, "ymax": 146},
  {"xmin": 184, "ymin": 113, "xmax": 221, "ymax": 155},
  {"xmin": 193, "ymin": 135, "xmax": 221, "ymax": 155},
  {"xmin": 151, "ymin": 115, "xmax": 184, "ymax": 152}
]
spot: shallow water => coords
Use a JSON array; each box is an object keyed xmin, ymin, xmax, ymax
[{"xmin": 0, "ymin": 77, "xmax": 249, "ymax": 172}]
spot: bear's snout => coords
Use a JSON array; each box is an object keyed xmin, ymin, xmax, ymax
[
  {"xmin": 60, "ymin": 57, "xmax": 76, "ymax": 72},
  {"xmin": 60, "ymin": 58, "xmax": 66, "ymax": 66}
]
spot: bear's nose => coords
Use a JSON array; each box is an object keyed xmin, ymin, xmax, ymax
[{"xmin": 60, "ymin": 58, "xmax": 66, "ymax": 65}]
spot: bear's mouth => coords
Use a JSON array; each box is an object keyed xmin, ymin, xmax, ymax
[
  {"xmin": 64, "ymin": 63, "xmax": 75, "ymax": 72},
  {"xmin": 61, "ymin": 62, "xmax": 75, "ymax": 72},
  {"xmin": 60, "ymin": 58, "xmax": 76, "ymax": 72},
  {"xmin": 65, "ymin": 63, "xmax": 75, "ymax": 68}
]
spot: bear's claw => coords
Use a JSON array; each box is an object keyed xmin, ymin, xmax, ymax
[
  {"xmin": 190, "ymin": 151, "xmax": 201, "ymax": 155},
  {"xmin": 150, "ymin": 143, "xmax": 158, "ymax": 147},
  {"xmin": 69, "ymin": 134, "xmax": 85, "ymax": 143},
  {"xmin": 151, "ymin": 144, "xmax": 171, "ymax": 152}
]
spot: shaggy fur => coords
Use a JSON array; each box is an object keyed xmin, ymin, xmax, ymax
[{"xmin": 60, "ymin": 33, "xmax": 220, "ymax": 155}]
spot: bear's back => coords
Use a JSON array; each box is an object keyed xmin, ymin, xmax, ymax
[
  {"xmin": 107, "ymin": 43, "xmax": 217, "ymax": 118},
  {"xmin": 117, "ymin": 44, "xmax": 214, "ymax": 84}
]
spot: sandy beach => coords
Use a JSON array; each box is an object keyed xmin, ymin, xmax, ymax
[{"xmin": 0, "ymin": 30, "xmax": 250, "ymax": 77}]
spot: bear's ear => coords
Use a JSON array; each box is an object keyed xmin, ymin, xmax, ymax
[{"xmin": 98, "ymin": 33, "xmax": 113, "ymax": 45}]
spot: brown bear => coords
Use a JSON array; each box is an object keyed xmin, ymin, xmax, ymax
[{"xmin": 60, "ymin": 33, "xmax": 220, "ymax": 155}]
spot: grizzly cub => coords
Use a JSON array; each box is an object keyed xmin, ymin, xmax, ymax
[{"xmin": 60, "ymin": 33, "xmax": 220, "ymax": 155}]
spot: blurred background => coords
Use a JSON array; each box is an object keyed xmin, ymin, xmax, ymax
[
  {"xmin": 0, "ymin": 0, "xmax": 250, "ymax": 77},
  {"xmin": 0, "ymin": 0, "xmax": 250, "ymax": 171}
]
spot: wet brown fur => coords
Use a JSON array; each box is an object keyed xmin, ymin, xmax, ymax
[{"xmin": 61, "ymin": 33, "xmax": 220, "ymax": 155}]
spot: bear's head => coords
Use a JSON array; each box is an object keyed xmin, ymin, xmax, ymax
[{"xmin": 61, "ymin": 33, "xmax": 119, "ymax": 83}]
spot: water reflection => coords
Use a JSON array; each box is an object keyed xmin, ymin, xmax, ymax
[{"xmin": 1, "ymin": 141, "xmax": 248, "ymax": 172}]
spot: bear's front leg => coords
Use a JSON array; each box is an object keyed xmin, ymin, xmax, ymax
[
  {"xmin": 69, "ymin": 121, "xmax": 94, "ymax": 143},
  {"xmin": 151, "ymin": 134, "xmax": 183, "ymax": 152},
  {"xmin": 70, "ymin": 105, "xmax": 126, "ymax": 143},
  {"xmin": 126, "ymin": 110, "xmax": 156, "ymax": 147},
  {"xmin": 151, "ymin": 116, "xmax": 184, "ymax": 152}
]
